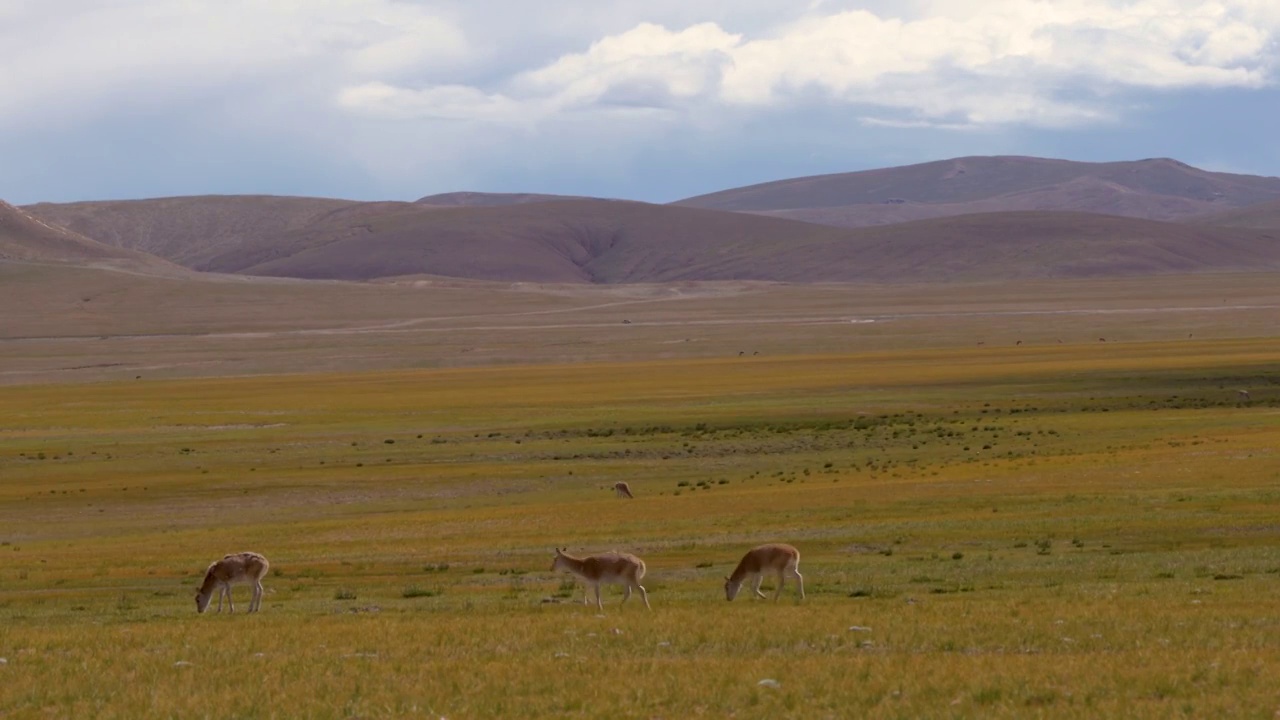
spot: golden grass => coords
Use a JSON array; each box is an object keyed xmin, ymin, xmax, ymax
[{"xmin": 1, "ymin": 341, "xmax": 1279, "ymax": 717}]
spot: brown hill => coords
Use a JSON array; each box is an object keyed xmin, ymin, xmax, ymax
[
  {"xmin": 0, "ymin": 199, "xmax": 181, "ymax": 273},
  {"xmin": 20, "ymin": 157, "xmax": 1280, "ymax": 285},
  {"xmin": 1192, "ymin": 198, "xmax": 1280, "ymax": 230},
  {"xmin": 235, "ymin": 199, "xmax": 853, "ymax": 282},
  {"xmin": 184, "ymin": 202, "xmax": 1280, "ymax": 284},
  {"xmin": 786, "ymin": 211, "xmax": 1280, "ymax": 282},
  {"xmin": 23, "ymin": 195, "xmax": 369, "ymax": 271},
  {"xmin": 415, "ymin": 191, "xmax": 592, "ymax": 206},
  {"xmin": 677, "ymin": 156, "xmax": 1280, "ymax": 227}
]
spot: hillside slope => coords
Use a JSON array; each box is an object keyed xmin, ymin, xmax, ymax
[
  {"xmin": 237, "ymin": 199, "xmax": 853, "ymax": 282},
  {"xmin": 677, "ymin": 156, "xmax": 1280, "ymax": 227},
  {"xmin": 1, "ymin": 199, "xmax": 183, "ymax": 273},
  {"xmin": 23, "ymin": 195, "xmax": 367, "ymax": 271},
  {"xmin": 19, "ymin": 157, "xmax": 1280, "ymax": 285},
  {"xmin": 1193, "ymin": 198, "xmax": 1280, "ymax": 230},
  {"xmin": 415, "ymin": 192, "xmax": 592, "ymax": 206},
  {"xmin": 236, "ymin": 205, "xmax": 1280, "ymax": 283}
]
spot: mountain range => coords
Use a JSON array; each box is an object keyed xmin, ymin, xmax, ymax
[{"xmin": 9, "ymin": 156, "xmax": 1280, "ymax": 284}]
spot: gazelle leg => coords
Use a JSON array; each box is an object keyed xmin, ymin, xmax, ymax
[
  {"xmin": 251, "ymin": 580, "xmax": 263, "ymax": 612},
  {"xmin": 225, "ymin": 585, "xmax": 236, "ymax": 613},
  {"xmin": 216, "ymin": 585, "xmax": 226, "ymax": 613},
  {"xmin": 622, "ymin": 584, "xmax": 632, "ymax": 604},
  {"xmin": 752, "ymin": 575, "xmax": 767, "ymax": 599},
  {"xmin": 791, "ymin": 568, "xmax": 805, "ymax": 600},
  {"xmin": 637, "ymin": 584, "xmax": 651, "ymax": 610},
  {"xmin": 593, "ymin": 583, "xmax": 603, "ymax": 611},
  {"xmin": 774, "ymin": 571, "xmax": 786, "ymax": 600}
]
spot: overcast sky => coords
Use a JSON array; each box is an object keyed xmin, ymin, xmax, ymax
[{"xmin": 2, "ymin": 0, "xmax": 1278, "ymax": 204}]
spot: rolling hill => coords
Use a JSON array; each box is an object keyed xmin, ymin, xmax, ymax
[
  {"xmin": 415, "ymin": 191, "xmax": 593, "ymax": 206},
  {"xmin": 1193, "ymin": 198, "xmax": 1280, "ymax": 230},
  {"xmin": 230, "ymin": 199, "xmax": 854, "ymax": 282},
  {"xmin": 33, "ymin": 197, "xmax": 1277, "ymax": 283},
  {"xmin": 248, "ymin": 205, "xmax": 1280, "ymax": 283},
  {"xmin": 676, "ymin": 156, "xmax": 1280, "ymax": 227},
  {"xmin": 0, "ymin": 199, "xmax": 182, "ymax": 274},
  {"xmin": 17, "ymin": 156, "xmax": 1280, "ymax": 285},
  {"xmin": 22, "ymin": 195, "xmax": 368, "ymax": 271}
]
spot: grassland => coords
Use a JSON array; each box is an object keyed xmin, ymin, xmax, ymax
[{"xmin": 1, "ymin": 338, "xmax": 1278, "ymax": 718}]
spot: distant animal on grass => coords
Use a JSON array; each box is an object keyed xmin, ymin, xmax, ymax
[
  {"xmin": 1237, "ymin": 389, "xmax": 1251, "ymax": 401},
  {"xmin": 550, "ymin": 548, "xmax": 650, "ymax": 611},
  {"xmin": 613, "ymin": 481, "xmax": 634, "ymax": 499},
  {"xmin": 195, "ymin": 551, "xmax": 270, "ymax": 614},
  {"xmin": 724, "ymin": 543, "xmax": 804, "ymax": 601}
]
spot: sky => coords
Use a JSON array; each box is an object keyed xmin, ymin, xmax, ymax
[{"xmin": 1, "ymin": 0, "xmax": 1278, "ymax": 205}]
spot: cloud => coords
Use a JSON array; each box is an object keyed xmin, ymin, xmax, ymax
[
  {"xmin": 340, "ymin": 0, "xmax": 1278, "ymax": 128},
  {"xmin": 4, "ymin": 1, "xmax": 1273, "ymax": 132},
  {"xmin": 338, "ymin": 82, "xmax": 528, "ymax": 122},
  {"xmin": 2, "ymin": 1, "xmax": 1278, "ymax": 205},
  {"xmin": 338, "ymin": 21, "xmax": 741, "ymax": 123},
  {"xmin": 517, "ymin": 22, "xmax": 739, "ymax": 109},
  {"xmin": 0, "ymin": 0, "xmax": 469, "ymax": 130}
]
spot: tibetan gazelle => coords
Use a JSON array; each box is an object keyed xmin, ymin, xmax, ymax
[
  {"xmin": 195, "ymin": 551, "xmax": 270, "ymax": 614},
  {"xmin": 551, "ymin": 548, "xmax": 651, "ymax": 611},
  {"xmin": 613, "ymin": 481, "xmax": 635, "ymax": 499},
  {"xmin": 724, "ymin": 543, "xmax": 804, "ymax": 601}
]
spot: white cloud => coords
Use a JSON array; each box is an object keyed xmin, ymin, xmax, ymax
[
  {"xmin": 337, "ymin": 21, "xmax": 743, "ymax": 123},
  {"xmin": 0, "ymin": 0, "xmax": 469, "ymax": 130},
  {"xmin": 337, "ymin": 82, "xmax": 529, "ymax": 123},
  {"xmin": 4, "ymin": 1, "xmax": 1272, "ymax": 132},
  {"xmin": 517, "ymin": 22, "xmax": 739, "ymax": 109},
  {"xmin": 2, "ymin": 1, "xmax": 1279, "ymax": 204},
  {"xmin": 339, "ymin": 0, "xmax": 1278, "ymax": 128}
]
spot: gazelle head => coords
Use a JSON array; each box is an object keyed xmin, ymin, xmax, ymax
[
  {"xmin": 550, "ymin": 547, "xmax": 568, "ymax": 572},
  {"xmin": 724, "ymin": 575, "xmax": 744, "ymax": 601},
  {"xmin": 194, "ymin": 588, "xmax": 213, "ymax": 614}
]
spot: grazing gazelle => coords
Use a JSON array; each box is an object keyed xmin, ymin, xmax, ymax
[
  {"xmin": 613, "ymin": 481, "xmax": 635, "ymax": 499},
  {"xmin": 195, "ymin": 551, "xmax": 270, "ymax": 614},
  {"xmin": 724, "ymin": 543, "xmax": 804, "ymax": 601},
  {"xmin": 550, "ymin": 548, "xmax": 650, "ymax": 611}
]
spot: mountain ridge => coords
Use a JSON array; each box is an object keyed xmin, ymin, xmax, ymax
[
  {"xmin": 15, "ymin": 155, "xmax": 1280, "ymax": 285},
  {"xmin": 674, "ymin": 156, "xmax": 1280, "ymax": 227}
]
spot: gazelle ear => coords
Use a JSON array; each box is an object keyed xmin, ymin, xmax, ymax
[{"xmin": 724, "ymin": 575, "xmax": 731, "ymax": 581}]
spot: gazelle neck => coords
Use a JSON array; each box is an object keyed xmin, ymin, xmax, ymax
[
  {"xmin": 555, "ymin": 552, "xmax": 587, "ymax": 574},
  {"xmin": 728, "ymin": 557, "xmax": 755, "ymax": 583}
]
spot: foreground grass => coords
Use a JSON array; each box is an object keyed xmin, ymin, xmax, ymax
[{"xmin": 1, "ymin": 341, "xmax": 1279, "ymax": 718}]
